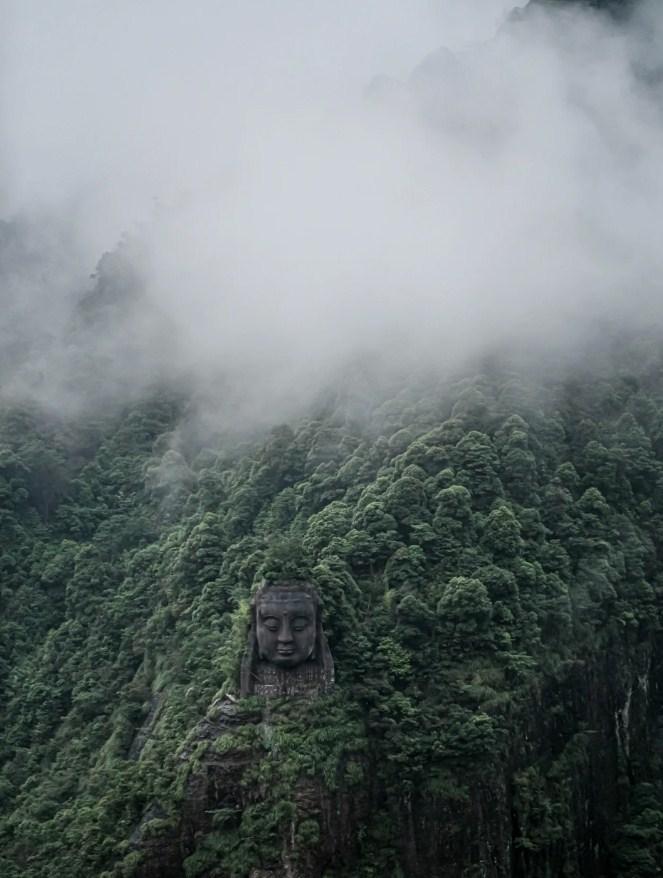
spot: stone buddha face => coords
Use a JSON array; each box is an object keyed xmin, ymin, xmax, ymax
[{"xmin": 255, "ymin": 588, "xmax": 317, "ymax": 669}]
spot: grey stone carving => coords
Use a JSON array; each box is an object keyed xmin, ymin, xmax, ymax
[{"xmin": 240, "ymin": 581, "xmax": 334, "ymax": 697}]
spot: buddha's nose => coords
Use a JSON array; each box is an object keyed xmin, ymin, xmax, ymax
[{"xmin": 278, "ymin": 619, "xmax": 294, "ymax": 643}]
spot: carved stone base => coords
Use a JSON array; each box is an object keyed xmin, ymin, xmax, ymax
[{"xmin": 249, "ymin": 659, "xmax": 333, "ymax": 698}]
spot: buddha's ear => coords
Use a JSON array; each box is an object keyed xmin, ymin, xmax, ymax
[
  {"xmin": 255, "ymin": 623, "xmax": 266, "ymax": 661},
  {"xmin": 311, "ymin": 613, "xmax": 323, "ymax": 661},
  {"xmin": 240, "ymin": 623, "xmax": 260, "ymax": 696}
]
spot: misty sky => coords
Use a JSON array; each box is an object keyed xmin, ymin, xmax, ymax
[
  {"xmin": 1, "ymin": 1, "xmax": 519, "ymax": 239},
  {"xmin": 1, "ymin": 0, "xmax": 662, "ymax": 422}
]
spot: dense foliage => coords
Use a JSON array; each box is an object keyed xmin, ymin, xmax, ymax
[{"xmin": 2, "ymin": 335, "xmax": 663, "ymax": 876}]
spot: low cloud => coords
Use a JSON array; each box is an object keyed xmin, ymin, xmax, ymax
[{"xmin": 1, "ymin": 0, "xmax": 662, "ymax": 427}]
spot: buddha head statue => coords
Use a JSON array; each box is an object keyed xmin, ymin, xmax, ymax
[
  {"xmin": 255, "ymin": 583, "xmax": 318, "ymax": 668},
  {"xmin": 240, "ymin": 580, "xmax": 334, "ymax": 696}
]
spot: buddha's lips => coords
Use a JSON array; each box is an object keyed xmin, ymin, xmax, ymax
[{"xmin": 277, "ymin": 647, "xmax": 295, "ymax": 655}]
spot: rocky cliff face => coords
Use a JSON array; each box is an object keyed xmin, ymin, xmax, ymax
[
  {"xmin": 130, "ymin": 632, "xmax": 662, "ymax": 877},
  {"xmin": 131, "ymin": 697, "xmax": 369, "ymax": 878}
]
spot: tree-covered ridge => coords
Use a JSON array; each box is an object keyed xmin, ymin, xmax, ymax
[
  {"xmin": 2, "ymin": 337, "xmax": 663, "ymax": 876},
  {"xmin": 528, "ymin": 0, "xmax": 637, "ymax": 16}
]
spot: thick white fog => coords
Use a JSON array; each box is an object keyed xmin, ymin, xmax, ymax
[{"xmin": 1, "ymin": 0, "xmax": 663, "ymax": 422}]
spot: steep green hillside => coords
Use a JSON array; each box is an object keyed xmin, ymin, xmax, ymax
[{"xmin": 2, "ymin": 335, "xmax": 663, "ymax": 876}]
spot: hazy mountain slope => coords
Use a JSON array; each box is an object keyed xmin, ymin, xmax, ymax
[{"xmin": 2, "ymin": 334, "xmax": 663, "ymax": 877}]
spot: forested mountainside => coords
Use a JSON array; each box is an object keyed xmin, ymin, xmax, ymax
[
  {"xmin": 2, "ymin": 327, "xmax": 663, "ymax": 877},
  {"xmin": 1, "ymin": 0, "xmax": 660, "ymax": 874}
]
